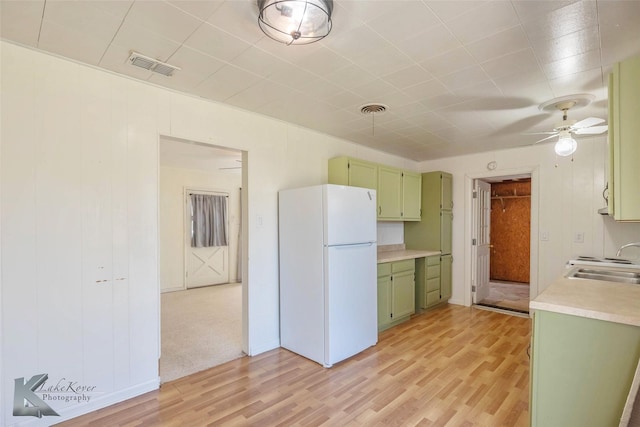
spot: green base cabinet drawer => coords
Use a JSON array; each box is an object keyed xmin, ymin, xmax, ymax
[
  {"xmin": 377, "ymin": 263, "xmax": 392, "ymax": 277},
  {"xmin": 392, "ymin": 259, "xmax": 415, "ymax": 273},
  {"xmin": 426, "ymin": 290, "xmax": 441, "ymax": 307},
  {"xmin": 415, "ymin": 255, "xmax": 449, "ymax": 310},
  {"xmin": 426, "ymin": 276, "xmax": 440, "ymax": 293}
]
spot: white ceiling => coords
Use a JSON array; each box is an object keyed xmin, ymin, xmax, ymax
[{"xmin": 2, "ymin": 0, "xmax": 639, "ymax": 161}]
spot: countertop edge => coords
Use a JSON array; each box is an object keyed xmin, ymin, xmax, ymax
[
  {"xmin": 530, "ymin": 301, "xmax": 640, "ymax": 327},
  {"xmin": 377, "ymin": 249, "xmax": 441, "ymax": 264},
  {"xmin": 530, "ymin": 272, "xmax": 640, "ymax": 327}
]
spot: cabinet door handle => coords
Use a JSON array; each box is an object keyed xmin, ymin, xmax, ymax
[{"xmin": 378, "ymin": 206, "xmax": 381, "ymax": 215}]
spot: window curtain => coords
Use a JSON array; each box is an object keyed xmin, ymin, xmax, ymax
[{"xmin": 190, "ymin": 194, "xmax": 228, "ymax": 247}]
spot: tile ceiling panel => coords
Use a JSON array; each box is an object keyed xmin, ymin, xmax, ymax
[
  {"xmin": 366, "ymin": 2, "xmax": 440, "ymax": 44},
  {"xmin": 465, "ymin": 26, "xmax": 530, "ymax": 63},
  {"xmin": 38, "ymin": 19, "xmax": 111, "ymax": 66},
  {"xmin": 444, "ymin": 2, "xmax": 520, "ymax": 44},
  {"xmin": 1, "ymin": 0, "xmax": 636, "ymax": 161},
  {"xmin": 206, "ymin": 1, "xmax": 264, "ymax": 44},
  {"xmin": 480, "ymin": 48, "xmax": 543, "ymax": 81},
  {"xmin": 183, "ymin": 23, "xmax": 251, "ymax": 62},
  {"xmin": 392, "ymin": 24, "xmax": 461, "ymax": 64},
  {"xmin": 419, "ymin": 47, "xmax": 478, "ymax": 78},
  {"xmin": 125, "ymin": 1, "xmax": 205, "ymax": 44},
  {"xmin": 0, "ymin": 1, "xmax": 45, "ymax": 46},
  {"xmin": 168, "ymin": 0, "xmax": 225, "ymax": 21}
]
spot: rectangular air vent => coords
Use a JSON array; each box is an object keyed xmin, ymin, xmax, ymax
[{"xmin": 127, "ymin": 51, "xmax": 180, "ymax": 77}]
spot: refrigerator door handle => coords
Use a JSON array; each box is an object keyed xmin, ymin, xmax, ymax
[{"xmin": 326, "ymin": 242, "xmax": 375, "ymax": 248}]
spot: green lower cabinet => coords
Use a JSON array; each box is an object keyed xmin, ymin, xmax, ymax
[
  {"xmin": 377, "ymin": 260, "xmax": 415, "ymax": 331},
  {"xmin": 440, "ymin": 254, "xmax": 452, "ymax": 301},
  {"xmin": 530, "ymin": 310, "xmax": 640, "ymax": 427},
  {"xmin": 416, "ymin": 255, "xmax": 451, "ymax": 310},
  {"xmin": 392, "ymin": 270, "xmax": 415, "ymax": 319}
]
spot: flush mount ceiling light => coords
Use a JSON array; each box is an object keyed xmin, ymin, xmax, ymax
[{"xmin": 257, "ymin": 0, "xmax": 333, "ymax": 45}]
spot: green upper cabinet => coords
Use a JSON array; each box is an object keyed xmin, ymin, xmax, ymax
[
  {"xmin": 441, "ymin": 172, "xmax": 453, "ymax": 211},
  {"xmin": 405, "ymin": 171, "xmax": 453, "ymax": 251},
  {"xmin": 328, "ymin": 157, "xmax": 377, "ymax": 190},
  {"xmin": 609, "ymin": 55, "xmax": 640, "ymax": 221},
  {"xmin": 402, "ymin": 171, "xmax": 422, "ymax": 221},
  {"xmin": 328, "ymin": 156, "xmax": 422, "ymax": 221},
  {"xmin": 378, "ymin": 166, "xmax": 403, "ymax": 220}
]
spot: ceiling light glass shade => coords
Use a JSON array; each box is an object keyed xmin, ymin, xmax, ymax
[
  {"xmin": 257, "ymin": 0, "xmax": 333, "ymax": 45},
  {"xmin": 554, "ymin": 132, "xmax": 577, "ymax": 156}
]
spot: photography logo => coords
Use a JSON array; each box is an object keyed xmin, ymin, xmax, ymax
[{"xmin": 13, "ymin": 374, "xmax": 59, "ymax": 418}]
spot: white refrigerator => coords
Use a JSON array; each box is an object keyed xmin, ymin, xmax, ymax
[{"xmin": 278, "ymin": 184, "xmax": 378, "ymax": 368}]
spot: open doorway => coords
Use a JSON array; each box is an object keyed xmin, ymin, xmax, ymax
[
  {"xmin": 159, "ymin": 136, "xmax": 245, "ymax": 383},
  {"xmin": 471, "ymin": 173, "xmax": 534, "ymax": 316}
]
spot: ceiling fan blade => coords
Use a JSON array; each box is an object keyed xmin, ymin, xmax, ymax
[
  {"xmin": 574, "ymin": 125, "xmax": 608, "ymax": 135},
  {"xmin": 534, "ymin": 134, "xmax": 559, "ymax": 144},
  {"xmin": 523, "ymin": 131, "xmax": 558, "ymax": 135},
  {"xmin": 572, "ymin": 117, "xmax": 605, "ymax": 129}
]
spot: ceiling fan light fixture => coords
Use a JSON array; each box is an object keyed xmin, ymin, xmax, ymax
[
  {"xmin": 554, "ymin": 132, "xmax": 577, "ymax": 157},
  {"xmin": 257, "ymin": 0, "xmax": 333, "ymax": 45}
]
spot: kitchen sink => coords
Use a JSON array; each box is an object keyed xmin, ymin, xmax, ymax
[{"xmin": 566, "ymin": 267, "xmax": 640, "ymax": 284}]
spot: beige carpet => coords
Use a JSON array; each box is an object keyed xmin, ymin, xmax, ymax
[
  {"xmin": 478, "ymin": 281, "xmax": 530, "ymax": 313},
  {"xmin": 160, "ymin": 283, "xmax": 244, "ymax": 383}
]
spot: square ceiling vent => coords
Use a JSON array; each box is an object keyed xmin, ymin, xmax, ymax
[{"xmin": 127, "ymin": 51, "xmax": 180, "ymax": 77}]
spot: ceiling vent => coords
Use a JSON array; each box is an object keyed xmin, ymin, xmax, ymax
[
  {"xmin": 127, "ymin": 51, "xmax": 181, "ymax": 77},
  {"xmin": 360, "ymin": 104, "xmax": 388, "ymax": 115}
]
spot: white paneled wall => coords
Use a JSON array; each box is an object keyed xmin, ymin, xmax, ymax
[
  {"xmin": 1, "ymin": 41, "xmax": 418, "ymax": 426},
  {"xmin": 419, "ymin": 136, "xmax": 640, "ymax": 306}
]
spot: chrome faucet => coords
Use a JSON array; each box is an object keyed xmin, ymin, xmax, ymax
[{"xmin": 616, "ymin": 242, "xmax": 640, "ymax": 257}]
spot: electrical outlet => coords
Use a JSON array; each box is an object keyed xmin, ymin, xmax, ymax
[
  {"xmin": 540, "ymin": 231, "xmax": 549, "ymax": 241},
  {"xmin": 574, "ymin": 232, "xmax": 584, "ymax": 243}
]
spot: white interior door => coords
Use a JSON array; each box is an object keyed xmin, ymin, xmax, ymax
[
  {"xmin": 185, "ymin": 190, "xmax": 229, "ymax": 288},
  {"xmin": 472, "ymin": 180, "xmax": 491, "ymax": 303}
]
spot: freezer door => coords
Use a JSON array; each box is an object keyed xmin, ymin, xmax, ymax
[
  {"xmin": 325, "ymin": 243, "xmax": 377, "ymax": 366},
  {"xmin": 325, "ymin": 185, "xmax": 377, "ymax": 246}
]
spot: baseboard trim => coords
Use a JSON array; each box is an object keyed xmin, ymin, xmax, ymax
[
  {"xmin": 248, "ymin": 339, "xmax": 280, "ymax": 356},
  {"xmin": 474, "ymin": 303, "xmax": 530, "ymax": 318}
]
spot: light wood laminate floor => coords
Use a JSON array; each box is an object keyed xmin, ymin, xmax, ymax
[{"xmin": 56, "ymin": 305, "xmax": 531, "ymax": 426}]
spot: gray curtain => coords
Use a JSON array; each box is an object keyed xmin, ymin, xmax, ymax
[{"xmin": 190, "ymin": 194, "xmax": 228, "ymax": 247}]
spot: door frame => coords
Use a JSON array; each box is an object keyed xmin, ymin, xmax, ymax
[
  {"xmin": 183, "ymin": 187, "xmax": 230, "ymax": 289},
  {"xmin": 463, "ymin": 166, "xmax": 539, "ymax": 309},
  {"xmin": 158, "ymin": 134, "xmax": 249, "ymax": 358},
  {"xmin": 472, "ymin": 179, "xmax": 492, "ymax": 304}
]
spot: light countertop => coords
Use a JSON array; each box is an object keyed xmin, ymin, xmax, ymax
[
  {"xmin": 530, "ymin": 267, "xmax": 640, "ymax": 327},
  {"xmin": 377, "ymin": 244, "xmax": 440, "ymax": 263}
]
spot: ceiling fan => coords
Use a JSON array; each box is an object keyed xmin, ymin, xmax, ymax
[{"xmin": 530, "ymin": 97, "xmax": 608, "ymax": 156}]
